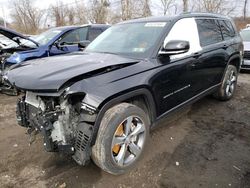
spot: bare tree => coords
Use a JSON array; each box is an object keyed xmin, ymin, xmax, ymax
[
  {"xmin": 50, "ymin": 1, "xmax": 67, "ymax": 26},
  {"xmin": 194, "ymin": 0, "xmax": 237, "ymax": 15},
  {"xmin": 243, "ymin": 0, "xmax": 248, "ymax": 20},
  {"xmin": 159, "ymin": 0, "xmax": 175, "ymax": 15},
  {"xmin": 121, "ymin": 0, "xmax": 131, "ymax": 20},
  {"xmin": 74, "ymin": 0, "xmax": 88, "ymax": 24},
  {"xmin": 142, "ymin": 0, "xmax": 152, "ymax": 17},
  {"xmin": 194, "ymin": 0, "xmax": 236, "ymax": 15},
  {"xmin": 121, "ymin": 0, "xmax": 152, "ymax": 20},
  {"xmin": 11, "ymin": 0, "xmax": 45, "ymax": 34},
  {"xmin": 87, "ymin": 0, "xmax": 110, "ymax": 23},
  {"xmin": 183, "ymin": 0, "xmax": 188, "ymax": 12},
  {"xmin": 50, "ymin": 1, "xmax": 88, "ymax": 26}
]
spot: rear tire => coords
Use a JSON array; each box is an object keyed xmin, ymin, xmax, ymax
[
  {"xmin": 91, "ymin": 103, "xmax": 150, "ymax": 175},
  {"xmin": 213, "ymin": 65, "xmax": 238, "ymax": 101}
]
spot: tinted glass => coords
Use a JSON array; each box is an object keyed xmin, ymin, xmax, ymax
[
  {"xmin": 219, "ymin": 20, "xmax": 235, "ymax": 40},
  {"xmin": 196, "ymin": 19, "xmax": 223, "ymax": 47},
  {"xmin": 60, "ymin": 27, "xmax": 88, "ymax": 44},
  {"xmin": 88, "ymin": 28, "xmax": 103, "ymax": 41}
]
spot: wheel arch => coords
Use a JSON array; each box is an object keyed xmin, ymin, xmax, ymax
[
  {"xmin": 91, "ymin": 88, "xmax": 157, "ymax": 146},
  {"xmin": 227, "ymin": 54, "xmax": 241, "ymax": 72},
  {"xmin": 220, "ymin": 54, "xmax": 241, "ymax": 83}
]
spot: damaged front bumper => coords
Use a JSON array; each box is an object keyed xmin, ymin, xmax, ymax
[{"xmin": 16, "ymin": 92, "xmax": 97, "ymax": 165}]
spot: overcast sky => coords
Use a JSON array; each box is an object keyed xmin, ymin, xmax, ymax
[{"xmin": 0, "ymin": 0, "xmax": 248, "ymax": 23}]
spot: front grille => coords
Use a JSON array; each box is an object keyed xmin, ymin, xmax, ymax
[{"xmin": 244, "ymin": 51, "xmax": 250, "ymax": 60}]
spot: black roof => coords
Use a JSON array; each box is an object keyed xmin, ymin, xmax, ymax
[
  {"xmin": 119, "ymin": 12, "xmax": 231, "ymax": 24},
  {"xmin": 90, "ymin": 24, "xmax": 110, "ymax": 29}
]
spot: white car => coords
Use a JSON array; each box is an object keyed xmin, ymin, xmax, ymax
[
  {"xmin": 240, "ymin": 28, "xmax": 250, "ymax": 70},
  {"xmin": 0, "ymin": 34, "xmax": 13, "ymax": 48}
]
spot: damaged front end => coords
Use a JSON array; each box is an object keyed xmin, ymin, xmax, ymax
[
  {"xmin": 0, "ymin": 51, "xmax": 17, "ymax": 95},
  {"xmin": 16, "ymin": 91, "xmax": 97, "ymax": 165}
]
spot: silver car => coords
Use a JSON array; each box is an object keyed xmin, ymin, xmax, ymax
[{"xmin": 240, "ymin": 28, "xmax": 250, "ymax": 70}]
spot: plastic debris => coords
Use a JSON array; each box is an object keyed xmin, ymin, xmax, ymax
[
  {"xmin": 13, "ymin": 144, "xmax": 18, "ymax": 147},
  {"xmin": 59, "ymin": 182, "xmax": 66, "ymax": 188},
  {"xmin": 233, "ymin": 165, "xmax": 241, "ymax": 171}
]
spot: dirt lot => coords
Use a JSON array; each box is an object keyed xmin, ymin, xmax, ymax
[{"xmin": 0, "ymin": 74, "xmax": 250, "ymax": 188}]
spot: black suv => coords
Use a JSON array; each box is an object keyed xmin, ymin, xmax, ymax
[{"xmin": 7, "ymin": 13, "xmax": 243, "ymax": 175}]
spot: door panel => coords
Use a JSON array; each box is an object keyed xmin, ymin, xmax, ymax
[
  {"xmin": 191, "ymin": 45, "xmax": 226, "ymax": 93},
  {"xmin": 152, "ymin": 18, "xmax": 202, "ymax": 115},
  {"xmin": 152, "ymin": 57, "xmax": 198, "ymax": 115},
  {"xmin": 194, "ymin": 19, "xmax": 227, "ymax": 92},
  {"xmin": 49, "ymin": 45, "xmax": 79, "ymax": 56}
]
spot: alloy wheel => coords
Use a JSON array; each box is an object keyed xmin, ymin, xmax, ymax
[
  {"xmin": 111, "ymin": 116, "xmax": 146, "ymax": 167},
  {"xmin": 225, "ymin": 69, "xmax": 237, "ymax": 97}
]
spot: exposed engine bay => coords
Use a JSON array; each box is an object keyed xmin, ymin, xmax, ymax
[
  {"xmin": 0, "ymin": 26, "xmax": 39, "ymax": 95},
  {"xmin": 0, "ymin": 50, "xmax": 13, "ymax": 87},
  {"xmin": 16, "ymin": 91, "xmax": 97, "ymax": 165},
  {"xmin": 0, "ymin": 47, "xmax": 33, "ymax": 95},
  {"xmin": 0, "ymin": 48, "xmax": 17, "ymax": 69}
]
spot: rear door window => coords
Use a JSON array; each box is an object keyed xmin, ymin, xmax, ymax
[
  {"xmin": 60, "ymin": 27, "xmax": 88, "ymax": 44},
  {"xmin": 219, "ymin": 20, "xmax": 236, "ymax": 40},
  {"xmin": 196, "ymin": 19, "xmax": 223, "ymax": 47},
  {"xmin": 88, "ymin": 28, "xmax": 103, "ymax": 41}
]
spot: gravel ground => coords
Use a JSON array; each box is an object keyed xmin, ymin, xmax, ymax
[{"xmin": 0, "ymin": 74, "xmax": 249, "ymax": 188}]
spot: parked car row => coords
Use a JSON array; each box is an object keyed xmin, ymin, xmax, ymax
[
  {"xmin": 0, "ymin": 24, "xmax": 109, "ymax": 94},
  {"xmin": 1, "ymin": 13, "xmax": 244, "ymax": 175}
]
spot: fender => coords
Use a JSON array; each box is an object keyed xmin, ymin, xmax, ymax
[
  {"xmin": 90, "ymin": 88, "xmax": 157, "ymax": 146},
  {"xmin": 221, "ymin": 53, "xmax": 241, "ymax": 83}
]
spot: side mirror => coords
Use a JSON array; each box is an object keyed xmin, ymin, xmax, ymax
[
  {"xmin": 159, "ymin": 40, "xmax": 190, "ymax": 55},
  {"xmin": 54, "ymin": 41, "xmax": 69, "ymax": 51},
  {"xmin": 54, "ymin": 41, "xmax": 62, "ymax": 48}
]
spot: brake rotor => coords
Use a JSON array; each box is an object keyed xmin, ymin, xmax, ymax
[{"xmin": 112, "ymin": 123, "xmax": 124, "ymax": 154}]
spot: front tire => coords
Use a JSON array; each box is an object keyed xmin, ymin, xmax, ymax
[
  {"xmin": 91, "ymin": 103, "xmax": 150, "ymax": 175},
  {"xmin": 214, "ymin": 65, "xmax": 238, "ymax": 101}
]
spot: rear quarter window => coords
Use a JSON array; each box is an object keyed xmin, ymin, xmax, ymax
[{"xmin": 196, "ymin": 19, "xmax": 223, "ymax": 47}]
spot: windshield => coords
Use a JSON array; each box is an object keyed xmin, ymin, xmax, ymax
[
  {"xmin": 33, "ymin": 28, "xmax": 62, "ymax": 45},
  {"xmin": 240, "ymin": 30, "xmax": 250, "ymax": 42},
  {"xmin": 85, "ymin": 22, "xmax": 168, "ymax": 58}
]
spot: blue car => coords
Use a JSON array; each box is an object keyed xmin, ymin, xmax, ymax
[{"xmin": 0, "ymin": 24, "xmax": 109, "ymax": 94}]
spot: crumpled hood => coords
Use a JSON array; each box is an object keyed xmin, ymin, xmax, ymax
[
  {"xmin": 243, "ymin": 41, "xmax": 250, "ymax": 51},
  {"xmin": 7, "ymin": 52, "xmax": 138, "ymax": 91}
]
